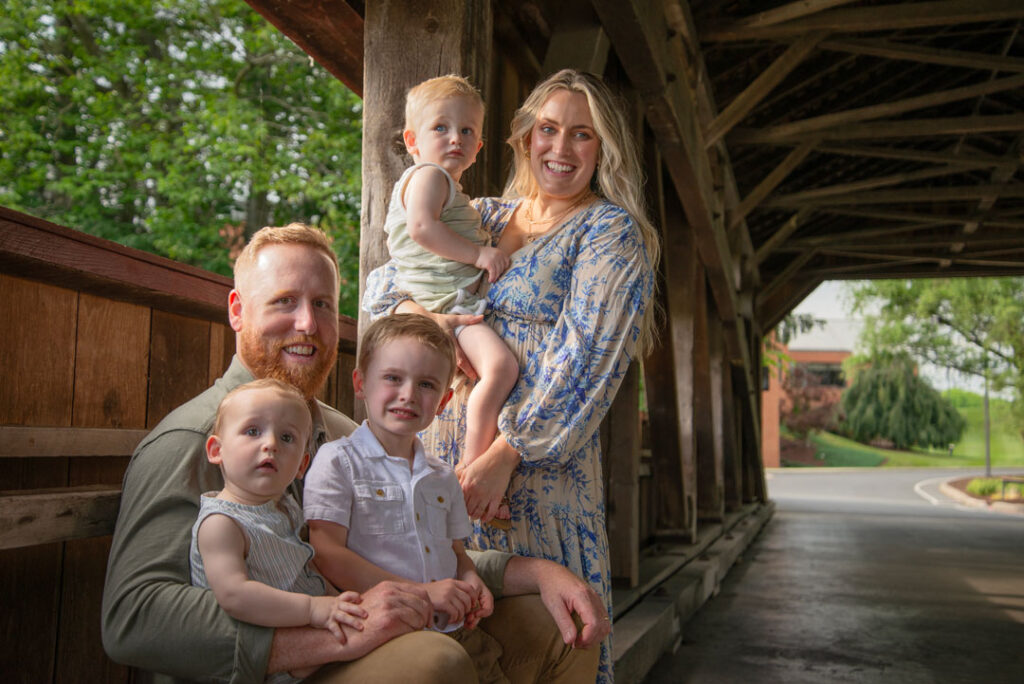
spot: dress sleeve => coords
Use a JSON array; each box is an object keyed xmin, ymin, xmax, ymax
[
  {"xmin": 101, "ymin": 431, "xmax": 272, "ymax": 683},
  {"xmin": 498, "ymin": 209, "xmax": 654, "ymax": 470}
]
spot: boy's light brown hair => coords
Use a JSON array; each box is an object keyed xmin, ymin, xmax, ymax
[
  {"xmin": 358, "ymin": 314, "xmax": 457, "ymax": 386},
  {"xmin": 212, "ymin": 378, "xmax": 313, "ymax": 440},
  {"xmin": 233, "ymin": 222, "xmax": 339, "ymax": 286},
  {"xmin": 404, "ymin": 74, "xmax": 485, "ymax": 132}
]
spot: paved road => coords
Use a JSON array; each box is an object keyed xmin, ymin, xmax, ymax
[{"xmin": 644, "ymin": 468, "xmax": 1024, "ymax": 684}]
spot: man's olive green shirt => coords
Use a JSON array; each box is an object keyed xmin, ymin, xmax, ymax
[{"xmin": 101, "ymin": 356, "xmax": 512, "ymax": 684}]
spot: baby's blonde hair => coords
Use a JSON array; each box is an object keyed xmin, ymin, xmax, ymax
[{"xmin": 405, "ymin": 74, "xmax": 485, "ymax": 131}]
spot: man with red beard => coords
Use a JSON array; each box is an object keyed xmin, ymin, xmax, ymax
[{"xmin": 102, "ymin": 224, "xmax": 607, "ymax": 684}]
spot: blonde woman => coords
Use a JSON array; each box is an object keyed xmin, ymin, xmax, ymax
[{"xmin": 366, "ymin": 69, "xmax": 658, "ymax": 683}]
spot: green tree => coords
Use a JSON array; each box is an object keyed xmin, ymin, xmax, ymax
[
  {"xmin": 848, "ymin": 278, "xmax": 1024, "ymax": 436},
  {"xmin": 0, "ymin": 0, "xmax": 363, "ymax": 314},
  {"xmin": 840, "ymin": 352, "xmax": 965, "ymax": 450}
]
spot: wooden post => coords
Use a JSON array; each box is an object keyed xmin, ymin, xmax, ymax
[
  {"xmin": 724, "ymin": 363, "xmax": 744, "ymax": 510},
  {"xmin": 696, "ymin": 286, "xmax": 725, "ymax": 522},
  {"xmin": 644, "ymin": 174, "xmax": 698, "ymax": 543},
  {"xmin": 358, "ymin": 0, "xmax": 494, "ymax": 335},
  {"xmin": 605, "ymin": 362, "xmax": 641, "ymax": 587}
]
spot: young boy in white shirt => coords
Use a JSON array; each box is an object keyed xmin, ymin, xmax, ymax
[{"xmin": 304, "ymin": 314, "xmax": 507, "ymax": 683}]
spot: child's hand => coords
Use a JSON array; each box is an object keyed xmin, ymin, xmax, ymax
[
  {"xmin": 461, "ymin": 573, "xmax": 494, "ymax": 629},
  {"xmin": 475, "ymin": 246, "xmax": 510, "ymax": 283},
  {"xmin": 424, "ymin": 578, "xmax": 477, "ymax": 627},
  {"xmin": 309, "ymin": 591, "xmax": 367, "ymax": 642}
]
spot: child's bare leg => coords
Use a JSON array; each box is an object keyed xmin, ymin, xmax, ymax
[{"xmin": 457, "ymin": 323, "xmax": 518, "ymax": 465}]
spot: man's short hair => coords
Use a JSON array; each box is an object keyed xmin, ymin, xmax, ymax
[
  {"xmin": 405, "ymin": 74, "xmax": 485, "ymax": 132},
  {"xmin": 358, "ymin": 314, "xmax": 457, "ymax": 387},
  {"xmin": 212, "ymin": 377, "xmax": 312, "ymax": 438},
  {"xmin": 233, "ymin": 223, "xmax": 339, "ymax": 286}
]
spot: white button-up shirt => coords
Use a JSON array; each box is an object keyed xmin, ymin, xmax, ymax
[{"xmin": 303, "ymin": 422, "xmax": 472, "ymax": 594}]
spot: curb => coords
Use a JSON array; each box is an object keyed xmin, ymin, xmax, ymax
[{"xmin": 939, "ymin": 480, "xmax": 1024, "ymax": 516}]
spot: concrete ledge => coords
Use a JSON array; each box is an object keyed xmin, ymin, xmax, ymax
[{"xmin": 612, "ymin": 501, "xmax": 775, "ymax": 684}]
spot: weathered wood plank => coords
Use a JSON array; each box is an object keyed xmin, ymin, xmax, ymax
[
  {"xmin": 1, "ymin": 426, "xmax": 148, "ymax": 458},
  {"xmin": 816, "ymin": 144, "xmax": 1014, "ymax": 168},
  {"xmin": 756, "ymin": 209, "xmax": 812, "ymax": 266},
  {"xmin": 767, "ymin": 183, "xmax": 1024, "ymax": 207},
  {"xmin": 607, "ymin": 362, "xmax": 641, "ymax": 587},
  {"xmin": 723, "ymin": 363, "xmax": 742, "ymax": 511},
  {"xmin": 695, "ymin": 283, "xmax": 724, "ymax": 522},
  {"xmin": 731, "ymin": 0, "xmax": 860, "ymax": 28},
  {"xmin": 819, "ymin": 37, "xmax": 1024, "ymax": 73},
  {"xmin": 147, "ymin": 311, "xmax": 212, "ymax": 428},
  {"xmin": 0, "ymin": 273, "xmax": 76, "ymax": 683},
  {"xmin": 730, "ymin": 140, "xmax": 818, "ymax": 231},
  {"xmin": 704, "ymin": 31, "xmax": 826, "ymax": 148},
  {"xmin": 741, "ymin": 73, "xmax": 1024, "ymax": 144},
  {"xmin": 703, "ymin": 0, "xmax": 1024, "ymax": 42},
  {"xmin": 0, "ymin": 486, "xmax": 120, "ymax": 550},
  {"xmin": 0, "ymin": 207, "xmax": 231, "ymax": 323},
  {"xmin": 244, "ymin": 0, "xmax": 364, "ymax": 96},
  {"xmin": 732, "ymin": 114, "xmax": 1024, "ymax": 144}
]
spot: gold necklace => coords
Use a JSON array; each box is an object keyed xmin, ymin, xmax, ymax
[{"xmin": 524, "ymin": 193, "xmax": 592, "ymax": 243}]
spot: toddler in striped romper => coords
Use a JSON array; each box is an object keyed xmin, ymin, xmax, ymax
[{"xmin": 189, "ymin": 379, "xmax": 367, "ymax": 682}]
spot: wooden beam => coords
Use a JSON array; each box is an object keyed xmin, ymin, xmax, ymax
[
  {"xmin": 0, "ymin": 486, "xmax": 120, "ymax": 550},
  {"xmin": 244, "ymin": 0, "xmax": 364, "ymax": 96},
  {"xmin": 606, "ymin": 362, "xmax": 641, "ymax": 586},
  {"xmin": 704, "ymin": 31, "xmax": 826, "ymax": 148},
  {"xmin": 758, "ymin": 277, "xmax": 820, "ymax": 331},
  {"xmin": 729, "ymin": 139, "xmax": 819, "ymax": 231},
  {"xmin": 768, "ymin": 164, "xmax": 989, "ymax": 205},
  {"xmin": 542, "ymin": 14, "xmax": 610, "ymax": 75},
  {"xmin": 814, "ymin": 206, "xmax": 1023, "ymax": 226},
  {"xmin": 816, "ymin": 144, "xmax": 1015, "ymax": 168},
  {"xmin": 732, "ymin": 114, "xmax": 1024, "ymax": 144},
  {"xmin": 790, "ymin": 222, "xmax": 960, "ymax": 246},
  {"xmin": 732, "ymin": 0, "xmax": 860, "ymax": 28},
  {"xmin": 741, "ymin": 74, "xmax": 1024, "ymax": 144},
  {"xmin": 755, "ymin": 209, "xmax": 811, "ymax": 265},
  {"xmin": 702, "ymin": 0, "xmax": 1024, "ymax": 42},
  {"xmin": 768, "ymin": 183, "xmax": 1024, "ymax": 207},
  {"xmin": 2, "ymin": 427, "xmax": 147, "ymax": 458},
  {"xmin": 820, "ymin": 38, "xmax": 1024, "ymax": 73},
  {"xmin": 791, "ymin": 233, "xmax": 1024, "ymax": 251},
  {"xmin": 761, "ymin": 249, "xmax": 818, "ymax": 301}
]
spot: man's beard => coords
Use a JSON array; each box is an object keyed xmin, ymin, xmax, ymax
[{"xmin": 239, "ymin": 327, "xmax": 337, "ymax": 399}]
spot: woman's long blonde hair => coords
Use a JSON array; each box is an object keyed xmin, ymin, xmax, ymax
[{"xmin": 504, "ymin": 69, "xmax": 660, "ymax": 353}]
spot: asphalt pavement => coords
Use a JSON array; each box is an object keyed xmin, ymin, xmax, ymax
[{"xmin": 643, "ymin": 467, "xmax": 1024, "ymax": 684}]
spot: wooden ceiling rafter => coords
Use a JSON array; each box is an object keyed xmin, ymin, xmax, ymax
[
  {"xmin": 819, "ymin": 37, "xmax": 1024, "ymax": 72},
  {"xmin": 701, "ymin": 0, "xmax": 1024, "ymax": 42}
]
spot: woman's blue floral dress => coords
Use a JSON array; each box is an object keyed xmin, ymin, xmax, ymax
[{"xmin": 365, "ymin": 197, "xmax": 654, "ymax": 683}]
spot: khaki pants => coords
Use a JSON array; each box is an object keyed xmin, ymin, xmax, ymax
[{"xmin": 306, "ymin": 594, "xmax": 600, "ymax": 684}]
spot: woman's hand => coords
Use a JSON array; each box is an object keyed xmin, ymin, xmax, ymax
[
  {"xmin": 394, "ymin": 300, "xmax": 483, "ymax": 380},
  {"xmin": 457, "ymin": 437, "xmax": 520, "ymax": 521}
]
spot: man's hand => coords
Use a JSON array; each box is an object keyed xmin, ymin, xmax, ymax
[{"xmin": 502, "ymin": 556, "xmax": 610, "ymax": 649}]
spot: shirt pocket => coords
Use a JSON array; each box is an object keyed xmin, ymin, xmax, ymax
[
  {"xmin": 352, "ymin": 481, "xmax": 406, "ymax": 535},
  {"xmin": 421, "ymin": 488, "xmax": 454, "ymax": 539}
]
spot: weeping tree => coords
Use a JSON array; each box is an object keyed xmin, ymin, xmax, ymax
[{"xmin": 840, "ymin": 352, "xmax": 965, "ymax": 450}]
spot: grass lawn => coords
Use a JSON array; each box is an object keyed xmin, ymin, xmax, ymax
[{"xmin": 796, "ymin": 391, "xmax": 1024, "ymax": 468}]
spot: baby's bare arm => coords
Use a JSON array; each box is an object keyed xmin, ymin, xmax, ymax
[{"xmin": 198, "ymin": 514, "xmax": 348, "ymax": 631}]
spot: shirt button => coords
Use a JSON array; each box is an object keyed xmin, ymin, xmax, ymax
[
  {"xmin": 437, "ymin": 496, "xmax": 445, "ymax": 503},
  {"xmin": 416, "ymin": 512, "xmax": 421, "ymax": 521},
  {"xmin": 376, "ymin": 488, "xmax": 384, "ymax": 496},
  {"xmin": 425, "ymin": 545, "xmax": 431, "ymax": 553}
]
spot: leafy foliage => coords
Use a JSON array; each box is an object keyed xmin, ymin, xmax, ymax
[
  {"xmin": 848, "ymin": 278, "xmax": 1024, "ymax": 433},
  {"xmin": 840, "ymin": 353, "xmax": 965, "ymax": 450},
  {"xmin": 0, "ymin": 0, "xmax": 364, "ymax": 314}
]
